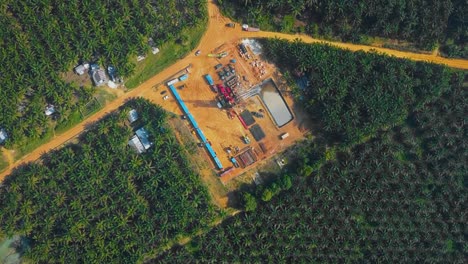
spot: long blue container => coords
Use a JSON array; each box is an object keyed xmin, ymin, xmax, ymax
[
  {"xmin": 204, "ymin": 74, "xmax": 214, "ymax": 85},
  {"xmin": 195, "ymin": 128, "xmax": 207, "ymax": 143},
  {"xmin": 168, "ymin": 84, "xmax": 223, "ymax": 170},
  {"xmin": 187, "ymin": 113, "xmax": 199, "ymax": 129},
  {"xmin": 205, "ymin": 142, "xmax": 223, "ymax": 169}
]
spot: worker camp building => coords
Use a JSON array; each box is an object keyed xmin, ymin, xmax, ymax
[
  {"xmin": 92, "ymin": 69, "xmax": 108, "ymax": 86},
  {"xmin": 128, "ymin": 127, "xmax": 153, "ymax": 154},
  {"xmin": 74, "ymin": 62, "xmax": 89, "ymax": 75},
  {"xmin": 128, "ymin": 109, "xmax": 139, "ymax": 124}
]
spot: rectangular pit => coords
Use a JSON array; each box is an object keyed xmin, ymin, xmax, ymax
[{"xmin": 259, "ymin": 79, "xmax": 293, "ymax": 127}]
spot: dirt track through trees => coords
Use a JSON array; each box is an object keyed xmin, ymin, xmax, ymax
[
  {"xmin": 247, "ymin": 31, "xmax": 468, "ymax": 70},
  {"xmin": 1, "ymin": 1, "xmax": 467, "ymax": 181}
]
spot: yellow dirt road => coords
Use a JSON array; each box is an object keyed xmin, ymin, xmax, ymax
[
  {"xmin": 1, "ymin": 1, "xmax": 467, "ymax": 181},
  {"xmin": 246, "ymin": 31, "xmax": 468, "ymax": 70}
]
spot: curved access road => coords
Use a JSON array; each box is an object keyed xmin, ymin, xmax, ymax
[{"xmin": 1, "ymin": 1, "xmax": 467, "ymax": 181}]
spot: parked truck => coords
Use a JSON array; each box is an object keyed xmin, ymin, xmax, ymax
[{"xmin": 242, "ymin": 24, "xmax": 260, "ymax": 32}]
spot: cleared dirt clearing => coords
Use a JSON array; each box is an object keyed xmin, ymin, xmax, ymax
[{"xmin": 1, "ymin": 1, "xmax": 466, "ymax": 181}]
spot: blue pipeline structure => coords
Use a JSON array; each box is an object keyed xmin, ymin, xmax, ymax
[{"xmin": 168, "ymin": 84, "xmax": 224, "ymax": 170}]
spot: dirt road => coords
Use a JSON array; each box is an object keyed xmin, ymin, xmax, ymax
[
  {"xmin": 245, "ymin": 31, "xmax": 468, "ymax": 70},
  {"xmin": 1, "ymin": 1, "xmax": 467, "ymax": 181}
]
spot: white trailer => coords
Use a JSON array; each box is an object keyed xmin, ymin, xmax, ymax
[{"xmin": 167, "ymin": 78, "xmax": 179, "ymax": 86}]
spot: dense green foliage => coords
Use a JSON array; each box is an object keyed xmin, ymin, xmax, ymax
[
  {"xmin": 238, "ymin": 172, "xmax": 292, "ymax": 211},
  {"xmin": 262, "ymin": 39, "xmax": 457, "ymax": 146},
  {"xmin": 220, "ymin": 0, "xmax": 467, "ymax": 57},
  {"xmin": 155, "ymin": 83, "xmax": 466, "ymax": 263},
  {"xmin": 0, "ymin": 99, "xmax": 216, "ymax": 263},
  {"xmin": 0, "ymin": 0, "xmax": 205, "ymax": 149},
  {"xmin": 259, "ymin": 174, "xmax": 292, "ymax": 202},
  {"xmin": 240, "ymin": 192, "xmax": 257, "ymax": 212}
]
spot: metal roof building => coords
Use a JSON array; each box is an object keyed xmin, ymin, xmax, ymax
[
  {"xmin": 128, "ymin": 109, "xmax": 139, "ymax": 123},
  {"xmin": 45, "ymin": 104, "xmax": 56, "ymax": 116},
  {"xmin": 128, "ymin": 135, "xmax": 146, "ymax": 154},
  {"xmin": 92, "ymin": 69, "xmax": 108, "ymax": 86},
  {"xmin": 136, "ymin": 127, "xmax": 152, "ymax": 150},
  {"xmin": 74, "ymin": 65, "xmax": 86, "ymax": 75},
  {"xmin": 0, "ymin": 128, "xmax": 8, "ymax": 144},
  {"xmin": 128, "ymin": 126, "xmax": 153, "ymax": 154}
]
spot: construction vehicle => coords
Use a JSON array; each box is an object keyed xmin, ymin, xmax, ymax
[
  {"xmin": 220, "ymin": 51, "xmax": 228, "ymax": 57},
  {"xmin": 243, "ymin": 135, "xmax": 251, "ymax": 144},
  {"xmin": 215, "ymin": 63, "xmax": 223, "ymax": 70},
  {"xmin": 226, "ymin": 23, "xmax": 235, "ymax": 28}
]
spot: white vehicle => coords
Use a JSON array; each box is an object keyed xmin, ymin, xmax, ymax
[
  {"xmin": 280, "ymin": 132, "xmax": 290, "ymax": 140},
  {"xmin": 163, "ymin": 95, "xmax": 169, "ymax": 100}
]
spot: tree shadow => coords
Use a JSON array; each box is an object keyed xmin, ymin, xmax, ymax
[{"xmin": 1, "ymin": 162, "xmax": 36, "ymax": 187}]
